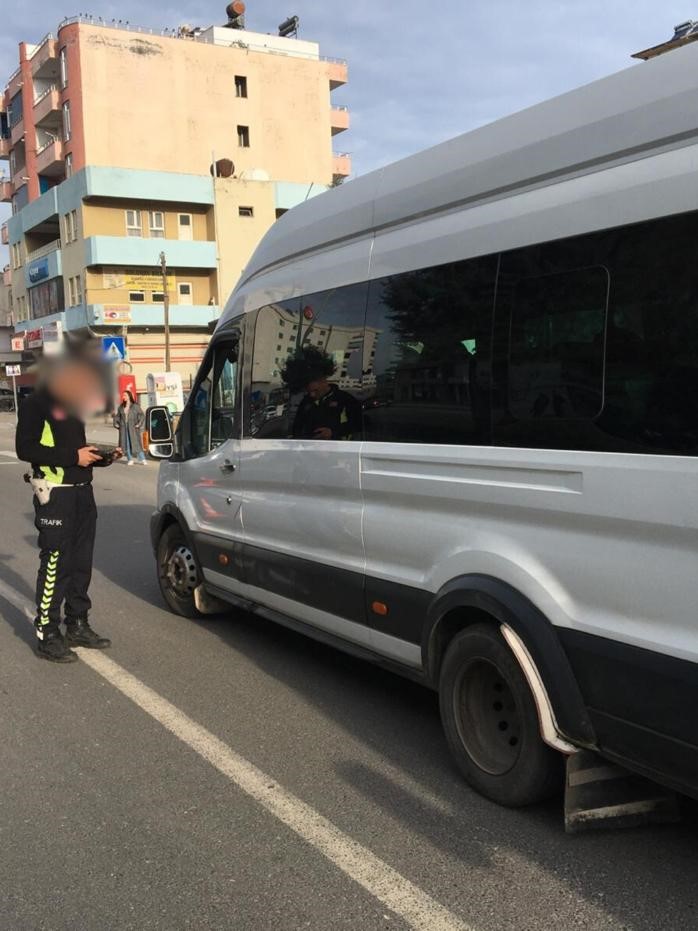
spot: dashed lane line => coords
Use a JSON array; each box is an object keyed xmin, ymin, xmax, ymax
[{"xmin": 0, "ymin": 578, "xmax": 473, "ymax": 931}]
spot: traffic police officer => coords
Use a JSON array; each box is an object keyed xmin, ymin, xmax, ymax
[{"xmin": 16, "ymin": 350, "xmax": 121, "ymax": 663}]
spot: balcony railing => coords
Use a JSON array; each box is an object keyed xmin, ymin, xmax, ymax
[
  {"xmin": 34, "ymin": 83, "xmax": 59, "ymax": 105},
  {"xmin": 0, "ymin": 180, "xmax": 12, "ymax": 203},
  {"xmin": 1, "ymin": 223, "xmax": 8, "ymax": 245},
  {"xmin": 330, "ymin": 105, "xmax": 350, "ymax": 135},
  {"xmin": 35, "ymin": 139, "xmax": 64, "ymax": 175},
  {"xmin": 26, "ymin": 238, "xmax": 61, "ymax": 262},
  {"xmin": 56, "ymin": 14, "xmax": 347, "ymax": 65}
]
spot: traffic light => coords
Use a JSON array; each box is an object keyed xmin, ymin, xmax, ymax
[
  {"xmin": 225, "ymin": 1, "xmax": 246, "ymax": 29},
  {"xmin": 278, "ymin": 15, "xmax": 299, "ymax": 38}
]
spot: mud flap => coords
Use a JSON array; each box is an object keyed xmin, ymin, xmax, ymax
[
  {"xmin": 564, "ymin": 749, "xmax": 680, "ymax": 833},
  {"xmin": 194, "ymin": 584, "xmax": 230, "ymax": 615}
]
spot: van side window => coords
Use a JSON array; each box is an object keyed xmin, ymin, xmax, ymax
[
  {"xmin": 508, "ymin": 268, "xmax": 608, "ymax": 419},
  {"xmin": 363, "ymin": 256, "xmax": 497, "ymax": 444},
  {"xmin": 181, "ymin": 341, "xmax": 239, "ymax": 458},
  {"xmin": 249, "ymin": 285, "xmax": 367, "ymax": 440},
  {"xmin": 599, "ymin": 212, "xmax": 698, "ymax": 455}
]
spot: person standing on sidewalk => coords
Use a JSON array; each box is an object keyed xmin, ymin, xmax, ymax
[
  {"xmin": 114, "ymin": 390, "xmax": 147, "ymax": 465},
  {"xmin": 16, "ymin": 349, "xmax": 121, "ymax": 663}
]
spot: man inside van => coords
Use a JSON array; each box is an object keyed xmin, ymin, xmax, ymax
[
  {"xmin": 282, "ymin": 346, "xmax": 362, "ymax": 441},
  {"xmin": 16, "ymin": 345, "xmax": 121, "ymax": 663}
]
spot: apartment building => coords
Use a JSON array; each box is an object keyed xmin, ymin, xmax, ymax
[{"xmin": 0, "ymin": 11, "xmax": 349, "ymax": 388}]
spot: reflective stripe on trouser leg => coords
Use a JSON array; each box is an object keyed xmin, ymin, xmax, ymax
[{"xmin": 36, "ymin": 550, "xmax": 60, "ymax": 636}]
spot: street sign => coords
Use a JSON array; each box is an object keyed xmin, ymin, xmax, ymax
[
  {"xmin": 5, "ymin": 364, "xmax": 20, "ymax": 377},
  {"xmin": 102, "ymin": 336, "xmax": 126, "ymax": 361}
]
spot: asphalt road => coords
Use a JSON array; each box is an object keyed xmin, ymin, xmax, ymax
[{"xmin": 1, "ymin": 411, "xmax": 697, "ymax": 931}]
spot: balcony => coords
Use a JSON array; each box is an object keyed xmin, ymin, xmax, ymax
[
  {"xmin": 330, "ymin": 105, "xmax": 350, "ymax": 136},
  {"xmin": 332, "ymin": 152, "xmax": 352, "ymax": 181},
  {"xmin": 35, "ymin": 139, "xmax": 64, "ymax": 177},
  {"xmin": 1, "ymin": 223, "xmax": 8, "ymax": 245},
  {"xmin": 10, "ymin": 118, "xmax": 25, "ymax": 147},
  {"xmin": 30, "ymin": 35, "xmax": 59, "ymax": 77},
  {"xmin": 0, "ymin": 137, "xmax": 10, "ymax": 158},
  {"xmin": 27, "ymin": 238, "xmax": 62, "ymax": 262},
  {"xmin": 2, "ymin": 268, "xmax": 11, "ymax": 287},
  {"xmin": 34, "ymin": 87, "xmax": 61, "ymax": 126},
  {"xmin": 327, "ymin": 59, "xmax": 348, "ymax": 90},
  {"xmin": 85, "ymin": 236, "xmax": 218, "ymax": 269},
  {"xmin": 0, "ymin": 180, "xmax": 12, "ymax": 203}
]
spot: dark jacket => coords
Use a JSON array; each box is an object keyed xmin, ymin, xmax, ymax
[
  {"xmin": 291, "ymin": 385, "xmax": 362, "ymax": 440},
  {"xmin": 114, "ymin": 402, "xmax": 145, "ymax": 455},
  {"xmin": 15, "ymin": 390, "xmax": 105, "ymax": 485}
]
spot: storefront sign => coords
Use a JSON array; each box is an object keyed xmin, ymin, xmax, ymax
[
  {"xmin": 103, "ymin": 270, "xmax": 175, "ymax": 292},
  {"xmin": 103, "ymin": 306, "xmax": 132, "ymax": 323},
  {"xmin": 26, "ymin": 328, "xmax": 43, "ymax": 349},
  {"xmin": 27, "ymin": 257, "xmax": 49, "ymax": 285},
  {"xmin": 10, "ymin": 335, "xmax": 25, "ymax": 352}
]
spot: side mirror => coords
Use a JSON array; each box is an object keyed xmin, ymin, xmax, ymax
[{"xmin": 145, "ymin": 406, "xmax": 174, "ymax": 459}]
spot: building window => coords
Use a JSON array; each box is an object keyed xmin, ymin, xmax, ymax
[
  {"xmin": 151, "ymin": 291, "xmax": 165, "ymax": 303},
  {"xmin": 65, "ymin": 153, "xmax": 73, "ymax": 178},
  {"xmin": 237, "ymin": 124, "xmax": 250, "ymax": 148},
  {"xmin": 126, "ymin": 209, "xmax": 142, "ymax": 237},
  {"xmin": 9, "ymin": 150, "xmax": 16, "ymax": 176},
  {"xmin": 177, "ymin": 282, "xmax": 193, "ymax": 305},
  {"xmin": 275, "ymin": 208, "xmax": 288, "ymax": 220},
  {"xmin": 75, "ymin": 274, "xmax": 82, "ymax": 305},
  {"xmin": 64, "ymin": 210, "xmax": 78, "ymax": 243},
  {"xmin": 62, "ymin": 101, "xmax": 71, "ymax": 142},
  {"xmin": 235, "ymin": 75, "xmax": 248, "ymax": 98},
  {"xmin": 129, "ymin": 291, "xmax": 146, "ymax": 303},
  {"xmin": 11, "ymin": 243, "xmax": 22, "ymax": 269},
  {"xmin": 149, "ymin": 210, "xmax": 165, "ymax": 238},
  {"xmin": 59, "ymin": 47, "xmax": 68, "ymax": 88},
  {"xmin": 238, "ymin": 206, "xmax": 254, "ymax": 218}
]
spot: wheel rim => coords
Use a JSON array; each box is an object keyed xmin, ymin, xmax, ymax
[
  {"xmin": 453, "ymin": 658, "xmax": 522, "ymax": 776},
  {"xmin": 165, "ymin": 544, "xmax": 198, "ymax": 598}
]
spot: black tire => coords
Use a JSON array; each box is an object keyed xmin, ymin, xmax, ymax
[
  {"xmin": 439, "ymin": 623, "xmax": 561, "ymax": 806},
  {"xmin": 157, "ymin": 523, "xmax": 203, "ymax": 619}
]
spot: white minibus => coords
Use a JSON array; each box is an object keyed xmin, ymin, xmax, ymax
[{"xmin": 148, "ymin": 40, "xmax": 698, "ymax": 806}]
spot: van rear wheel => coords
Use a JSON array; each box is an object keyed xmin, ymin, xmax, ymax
[
  {"xmin": 157, "ymin": 524, "xmax": 203, "ymax": 619},
  {"xmin": 439, "ymin": 624, "xmax": 561, "ymax": 806}
]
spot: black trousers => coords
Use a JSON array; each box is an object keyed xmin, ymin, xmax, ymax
[{"xmin": 34, "ymin": 484, "xmax": 97, "ymax": 632}]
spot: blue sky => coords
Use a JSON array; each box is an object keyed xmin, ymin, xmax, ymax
[{"xmin": 0, "ymin": 0, "xmax": 684, "ymax": 257}]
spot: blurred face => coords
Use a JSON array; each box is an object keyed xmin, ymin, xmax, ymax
[
  {"xmin": 306, "ymin": 378, "xmax": 330, "ymax": 401},
  {"xmin": 48, "ymin": 359, "xmax": 107, "ymax": 418},
  {"xmin": 122, "ymin": 391, "xmax": 130, "ymax": 404}
]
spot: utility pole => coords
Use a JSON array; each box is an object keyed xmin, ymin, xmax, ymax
[{"xmin": 159, "ymin": 251, "xmax": 171, "ymax": 371}]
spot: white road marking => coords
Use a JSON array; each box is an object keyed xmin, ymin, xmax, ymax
[{"xmin": 0, "ymin": 580, "xmax": 472, "ymax": 931}]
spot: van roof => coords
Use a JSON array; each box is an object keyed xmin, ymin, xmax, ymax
[{"xmin": 226, "ymin": 40, "xmax": 698, "ymax": 313}]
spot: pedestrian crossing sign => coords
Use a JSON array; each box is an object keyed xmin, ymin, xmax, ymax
[{"xmin": 102, "ymin": 336, "xmax": 126, "ymax": 362}]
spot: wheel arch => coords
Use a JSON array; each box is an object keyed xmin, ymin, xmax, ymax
[
  {"xmin": 150, "ymin": 504, "xmax": 200, "ymax": 568},
  {"xmin": 423, "ymin": 574, "xmax": 595, "ymax": 747}
]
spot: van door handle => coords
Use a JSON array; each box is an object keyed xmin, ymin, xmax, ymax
[{"xmin": 220, "ymin": 459, "xmax": 237, "ymax": 474}]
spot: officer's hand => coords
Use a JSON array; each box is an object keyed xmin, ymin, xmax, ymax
[
  {"xmin": 78, "ymin": 446, "xmax": 102, "ymax": 467},
  {"xmin": 313, "ymin": 427, "xmax": 333, "ymax": 440},
  {"xmin": 113, "ymin": 447, "xmax": 124, "ymax": 460}
]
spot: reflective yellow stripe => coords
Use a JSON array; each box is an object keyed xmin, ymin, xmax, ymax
[
  {"xmin": 38, "ymin": 551, "xmax": 59, "ymax": 624},
  {"xmin": 39, "ymin": 420, "xmax": 65, "ymax": 485}
]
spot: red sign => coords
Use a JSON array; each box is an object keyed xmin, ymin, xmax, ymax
[
  {"xmin": 11, "ymin": 335, "xmax": 25, "ymax": 352},
  {"xmin": 26, "ymin": 328, "xmax": 43, "ymax": 349},
  {"xmin": 118, "ymin": 374, "xmax": 138, "ymax": 403}
]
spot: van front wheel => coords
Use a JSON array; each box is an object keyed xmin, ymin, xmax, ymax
[
  {"xmin": 439, "ymin": 624, "xmax": 561, "ymax": 806},
  {"xmin": 157, "ymin": 524, "xmax": 203, "ymax": 619}
]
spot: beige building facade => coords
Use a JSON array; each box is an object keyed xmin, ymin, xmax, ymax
[{"xmin": 0, "ymin": 15, "xmax": 349, "ymax": 392}]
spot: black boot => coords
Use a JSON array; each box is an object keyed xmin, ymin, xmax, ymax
[
  {"xmin": 65, "ymin": 617, "xmax": 111, "ymax": 650},
  {"xmin": 36, "ymin": 627, "xmax": 78, "ymax": 664}
]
